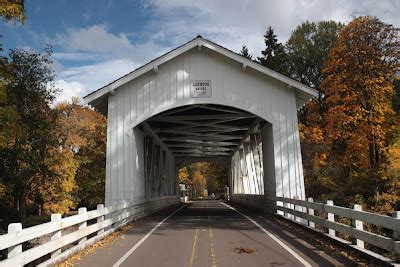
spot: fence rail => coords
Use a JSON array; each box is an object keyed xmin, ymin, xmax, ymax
[
  {"xmin": 0, "ymin": 196, "xmax": 179, "ymax": 267},
  {"xmin": 274, "ymin": 196, "xmax": 400, "ymax": 263}
]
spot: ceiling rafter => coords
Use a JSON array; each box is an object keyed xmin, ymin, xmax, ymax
[{"xmin": 144, "ymin": 104, "xmax": 260, "ymax": 159}]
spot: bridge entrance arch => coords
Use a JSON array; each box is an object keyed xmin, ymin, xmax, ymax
[{"xmin": 83, "ymin": 36, "xmax": 318, "ymax": 211}]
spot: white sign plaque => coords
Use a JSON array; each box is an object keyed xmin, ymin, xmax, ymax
[{"xmin": 191, "ymin": 80, "xmax": 212, "ymax": 98}]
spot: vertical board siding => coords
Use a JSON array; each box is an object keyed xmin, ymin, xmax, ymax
[{"xmin": 105, "ymin": 47, "xmax": 305, "ymax": 203}]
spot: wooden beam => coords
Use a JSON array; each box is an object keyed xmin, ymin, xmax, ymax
[
  {"xmin": 149, "ymin": 114, "xmax": 255, "ymax": 121},
  {"xmin": 193, "ymin": 105, "xmax": 242, "ymax": 114},
  {"xmin": 161, "ymin": 136, "xmax": 242, "ymax": 142},
  {"xmin": 165, "ymin": 140, "xmax": 238, "ymax": 146},
  {"xmin": 234, "ymin": 119, "xmax": 261, "ymax": 152}
]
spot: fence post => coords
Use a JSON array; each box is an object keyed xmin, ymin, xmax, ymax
[
  {"xmin": 51, "ymin": 214, "xmax": 62, "ymax": 258},
  {"xmin": 393, "ymin": 211, "xmax": 399, "ymax": 262},
  {"xmin": 308, "ymin": 198, "xmax": 315, "ymax": 228},
  {"xmin": 283, "ymin": 195, "xmax": 289, "ymax": 218},
  {"xmin": 7, "ymin": 223, "xmax": 22, "ymax": 259},
  {"xmin": 97, "ymin": 204, "xmax": 105, "ymax": 236},
  {"xmin": 293, "ymin": 196, "xmax": 298, "ymax": 222},
  {"xmin": 78, "ymin": 207, "xmax": 87, "ymax": 244},
  {"xmin": 326, "ymin": 200, "xmax": 335, "ymax": 236},
  {"xmin": 352, "ymin": 204, "xmax": 364, "ymax": 249}
]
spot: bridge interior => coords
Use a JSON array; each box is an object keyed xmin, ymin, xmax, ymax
[{"xmin": 139, "ymin": 104, "xmax": 271, "ymax": 198}]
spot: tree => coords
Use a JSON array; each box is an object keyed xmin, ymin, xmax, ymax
[
  {"xmin": 257, "ymin": 26, "xmax": 288, "ymax": 74},
  {"xmin": 285, "ymin": 21, "xmax": 343, "ymax": 197},
  {"xmin": 65, "ymin": 100, "xmax": 107, "ymax": 209},
  {"xmin": 318, "ymin": 16, "xmax": 399, "ymax": 211},
  {"xmin": 192, "ymin": 170, "xmax": 206, "ymax": 197},
  {"xmin": 239, "ymin": 45, "xmax": 252, "ymax": 59},
  {"xmin": 202, "ymin": 162, "xmax": 227, "ymax": 195},
  {"xmin": 0, "ymin": 0, "xmax": 25, "ymax": 147},
  {"xmin": 321, "ymin": 16, "xmax": 399, "ymax": 170},
  {"xmin": 393, "ymin": 79, "xmax": 400, "ymax": 115},
  {"xmin": 286, "ymin": 21, "xmax": 343, "ymax": 90},
  {"xmin": 0, "ymin": 47, "xmax": 58, "ymax": 225},
  {"xmin": 0, "ymin": 0, "xmax": 24, "ymax": 23}
]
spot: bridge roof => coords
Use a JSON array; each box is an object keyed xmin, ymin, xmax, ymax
[{"xmin": 83, "ymin": 36, "xmax": 318, "ymax": 112}]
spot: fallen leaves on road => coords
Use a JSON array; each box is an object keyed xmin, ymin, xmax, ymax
[
  {"xmin": 234, "ymin": 247, "xmax": 255, "ymax": 254},
  {"xmin": 56, "ymin": 221, "xmax": 138, "ymax": 267}
]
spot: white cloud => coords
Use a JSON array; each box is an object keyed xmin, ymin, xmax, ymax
[
  {"xmin": 56, "ymin": 58, "xmax": 137, "ymax": 98},
  {"xmin": 54, "ymin": 24, "xmax": 168, "ymax": 63},
  {"xmin": 146, "ymin": 0, "xmax": 400, "ymax": 56},
  {"xmin": 54, "ymin": 80, "xmax": 86, "ymax": 103}
]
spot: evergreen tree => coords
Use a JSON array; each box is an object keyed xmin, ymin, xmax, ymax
[
  {"xmin": 239, "ymin": 45, "xmax": 252, "ymax": 59},
  {"xmin": 257, "ymin": 26, "xmax": 288, "ymax": 74}
]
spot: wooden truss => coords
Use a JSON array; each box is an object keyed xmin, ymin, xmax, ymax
[{"xmin": 145, "ymin": 104, "xmax": 260, "ymax": 159}]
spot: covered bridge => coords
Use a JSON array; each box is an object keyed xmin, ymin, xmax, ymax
[{"xmin": 83, "ymin": 36, "xmax": 318, "ymax": 211}]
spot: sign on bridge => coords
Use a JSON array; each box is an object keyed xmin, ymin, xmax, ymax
[{"xmin": 190, "ymin": 80, "xmax": 212, "ymax": 98}]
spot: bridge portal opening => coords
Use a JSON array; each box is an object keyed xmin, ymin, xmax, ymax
[{"xmin": 139, "ymin": 104, "xmax": 275, "ymax": 204}]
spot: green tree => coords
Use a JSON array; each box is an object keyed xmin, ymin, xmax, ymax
[
  {"xmin": 285, "ymin": 21, "xmax": 343, "ymax": 198},
  {"xmin": 257, "ymin": 26, "xmax": 288, "ymax": 74},
  {"xmin": 286, "ymin": 21, "xmax": 343, "ymax": 91},
  {"xmin": 0, "ymin": 47, "xmax": 58, "ymax": 225},
  {"xmin": 239, "ymin": 45, "xmax": 252, "ymax": 59}
]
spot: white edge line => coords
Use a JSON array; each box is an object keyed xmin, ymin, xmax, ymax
[
  {"xmin": 220, "ymin": 202, "xmax": 312, "ymax": 267},
  {"xmin": 113, "ymin": 204, "xmax": 188, "ymax": 267}
]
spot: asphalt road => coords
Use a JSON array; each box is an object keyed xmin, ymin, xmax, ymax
[{"xmin": 76, "ymin": 200, "xmax": 355, "ymax": 267}]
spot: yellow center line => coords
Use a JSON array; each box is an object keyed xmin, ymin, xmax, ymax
[
  {"xmin": 189, "ymin": 227, "xmax": 199, "ymax": 266},
  {"xmin": 208, "ymin": 215, "xmax": 217, "ymax": 267}
]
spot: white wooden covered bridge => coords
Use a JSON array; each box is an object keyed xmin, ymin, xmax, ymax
[
  {"xmin": 83, "ymin": 35, "xmax": 318, "ymax": 209},
  {"xmin": 2, "ymin": 36, "xmax": 399, "ymax": 267}
]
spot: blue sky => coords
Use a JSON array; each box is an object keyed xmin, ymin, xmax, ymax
[{"xmin": 1, "ymin": 0, "xmax": 399, "ymax": 103}]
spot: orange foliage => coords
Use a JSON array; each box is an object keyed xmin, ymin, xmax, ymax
[{"xmin": 321, "ymin": 16, "xmax": 399, "ymax": 170}]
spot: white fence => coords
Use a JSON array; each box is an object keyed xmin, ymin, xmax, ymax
[
  {"xmin": 231, "ymin": 194, "xmax": 400, "ymax": 264},
  {"xmin": 275, "ymin": 196, "xmax": 400, "ymax": 263},
  {"xmin": 0, "ymin": 196, "xmax": 179, "ymax": 267}
]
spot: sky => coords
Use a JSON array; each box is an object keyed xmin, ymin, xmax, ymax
[{"xmin": 1, "ymin": 0, "xmax": 399, "ymax": 103}]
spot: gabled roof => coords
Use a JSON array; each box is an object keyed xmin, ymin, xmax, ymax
[{"xmin": 83, "ymin": 36, "xmax": 318, "ymax": 110}]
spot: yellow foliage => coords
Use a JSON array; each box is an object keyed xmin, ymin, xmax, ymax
[
  {"xmin": 0, "ymin": 0, "xmax": 25, "ymax": 22},
  {"xmin": 321, "ymin": 16, "xmax": 398, "ymax": 169}
]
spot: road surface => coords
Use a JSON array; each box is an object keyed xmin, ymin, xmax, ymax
[{"xmin": 75, "ymin": 200, "xmax": 355, "ymax": 267}]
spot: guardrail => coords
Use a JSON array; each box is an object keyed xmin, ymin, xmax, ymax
[
  {"xmin": 275, "ymin": 196, "xmax": 400, "ymax": 264},
  {"xmin": 0, "ymin": 196, "xmax": 179, "ymax": 267}
]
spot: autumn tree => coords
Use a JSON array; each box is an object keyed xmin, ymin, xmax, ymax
[
  {"xmin": 0, "ymin": 0, "xmax": 24, "ymax": 22},
  {"xmin": 202, "ymin": 162, "xmax": 227, "ymax": 195},
  {"xmin": 0, "ymin": 0, "xmax": 25, "ymax": 147},
  {"xmin": 257, "ymin": 26, "xmax": 288, "ymax": 74},
  {"xmin": 320, "ymin": 16, "xmax": 399, "ymax": 208},
  {"xmin": 192, "ymin": 170, "xmax": 207, "ymax": 197},
  {"xmin": 285, "ymin": 21, "xmax": 343, "ymax": 197},
  {"xmin": 239, "ymin": 45, "xmax": 252, "ymax": 59},
  {"xmin": 0, "ymin": 47, "xmax": 58, "ymax": 225},
  {"xmin": 67, "ymin": 100, "xmax": 107, "ymax": 209}
]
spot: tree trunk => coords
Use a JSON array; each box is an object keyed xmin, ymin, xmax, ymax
[
  {"xmin": 369, "ymin": 142, "xmax": 374, "ymax": 168},
  {"xmin": 18, "ymin": 193, "xmax": 27, "ymax": 227}
]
